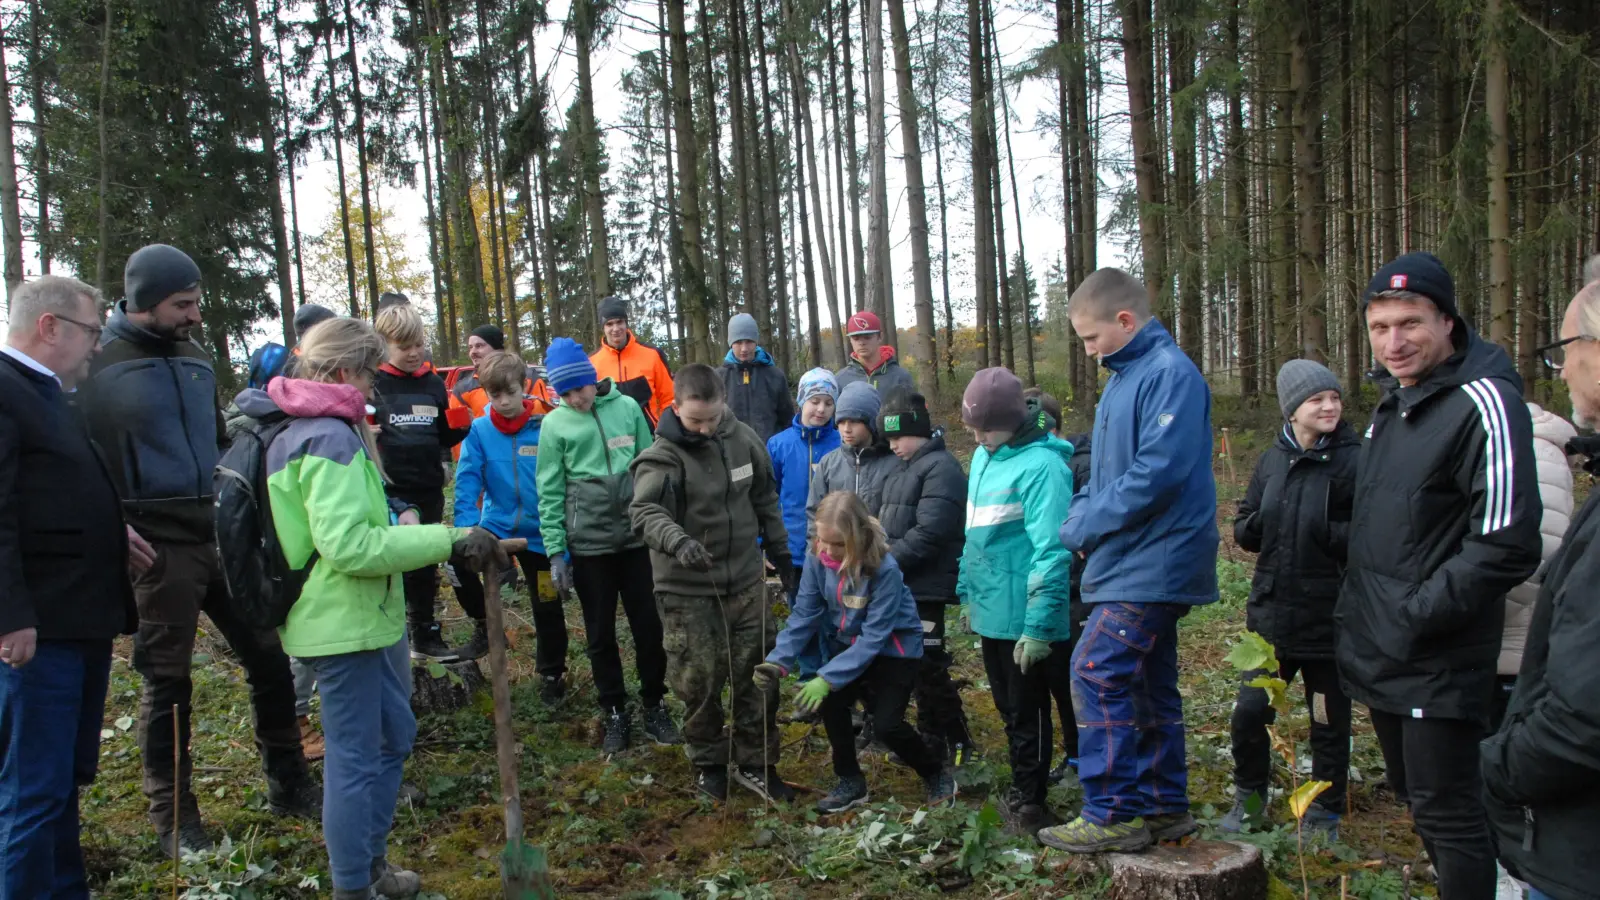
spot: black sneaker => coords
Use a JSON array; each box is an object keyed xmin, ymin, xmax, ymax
[
  {"xmin": 924, "ymin": 769, "xmax": 958, "ymax": 807},
  {"xmin": 641, "ymin": 704, "xmax": 683, "ymax": 745},
  {"xmin": 601, "ymin": 708, "xmax": 630, "ymax": 754},
  {"xmin": 1146, "ymin": 811, "xmax": 1199, "ymax": 842},
  {"xmin": 539, "ymin": 675, "xmax": 567, "ymax": 704},
  {"xmin": 409, "ymin": 624, "xmax": 459, "ymax": 662},
  {"xmin": 733, "ymin": 765, "xmax": 796, "ymax": 803},
  {"xmin": 816, "ymin": 775, "xmax": 869, "ymax": 814},
  {"xmin": 267, "ymin": 767, "xmax": 321, "ymax": 818},
  {"xmin": 158, "ymin": 818, "xmax": 214, "ymax": 860},
  {"xmin": 456, "ymin": 620, "xmax": 489, "ymax": 661},
  {"xmin": 696, "ymin": 767, "xmax": 729, "ymax": 802}
]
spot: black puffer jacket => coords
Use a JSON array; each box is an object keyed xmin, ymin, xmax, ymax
[
  {"xmin": 1336, "ymin": 333, "xmax": 1542, "ymax": 724},
  {"xmin": 1481, "ymin": 442, "xmax": 1600, "ymax": 900},
  {"xmin": 721, "ymin": 348, "xmax": 793, "ymax": 445},
  {"xmin": 1234, "ymin": 421, "xmax": 1360, "ymax": 659},
  {"xmin": 876, "ymin": 431, "xmax": 966, "ymax": 603}
]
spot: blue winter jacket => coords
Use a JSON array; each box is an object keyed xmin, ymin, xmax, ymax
[
  {"xmin": 768, "ymin": 552, "xmax": 924, "ymax": 688},
  {"xmin": 767, "ymin": 414, "xmax": 842, "ymax": 560},
  {"xmin": 959, "ymin": 420, "xmax": 1076, "ymax": 642},
  {"xmin": 1059, "ymin": 319, "xmax": 1219, "ymax": 606},
  {"xmin": 452, "ymin": 411, "xmax": 547, "ymax": 554}
]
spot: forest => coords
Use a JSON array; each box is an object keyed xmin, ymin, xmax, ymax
[{"xmin": 1, "ymin": 0, "xmax": 1598, "ymax": 408}]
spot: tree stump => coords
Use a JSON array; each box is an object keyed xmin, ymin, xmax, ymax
[
  {"xmin": 1097, "ymin": 840, "xmax": 1266, "ymax": 900},
  {"xmin": 410, "ymin": 659, "xmax": 488, "ymax": 716}
]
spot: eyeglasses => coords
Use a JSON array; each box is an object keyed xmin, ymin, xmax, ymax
[
  {"xmin": 52, "ymin": 313, "xmax": 103, "ymax": 341},
  {"xmin": 1536, "ymin": 335, "xmax": 1598, "ymax": 370}
]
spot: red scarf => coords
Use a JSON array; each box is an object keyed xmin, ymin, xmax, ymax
[{"xmin": 490, "ymin": 399, "xmax": 537, "ymax": 435}]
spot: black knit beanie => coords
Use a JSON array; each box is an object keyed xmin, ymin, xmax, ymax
[{"xmin": 880, "ymin": 391, "xmax": 933, "ymax": 439}]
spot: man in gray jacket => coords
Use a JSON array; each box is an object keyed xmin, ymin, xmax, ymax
[
  {"xmin": 721, "ymin": 313, "xmax": 793, "ymax": 444},
  {"xmin": 835, "ymin": 311, "xmax": 916, "ymax": 397}
]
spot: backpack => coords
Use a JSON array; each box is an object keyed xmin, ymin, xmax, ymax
[
  {"xmin": 247, "ymin": 343, "xmax": 290, "ymax": 389},
  {"xmin": 214, "ymin": 412, "xmax": 319, "ymax": 630}
]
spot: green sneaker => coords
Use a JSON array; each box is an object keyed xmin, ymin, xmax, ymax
[
  {"xmin": 1145, "ymin": 812, "xmax": 1199, "ymax": 842},
  {"xmin": 1037, "ymin": 816, "xmax": 1153, "ymax": 853}
]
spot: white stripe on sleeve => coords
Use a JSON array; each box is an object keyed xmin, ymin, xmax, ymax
[{"xmin": 1461, "ymin": 379, "xmax": 1514, "ymax": 534}]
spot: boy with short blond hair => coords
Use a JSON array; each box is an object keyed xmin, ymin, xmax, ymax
[{"xmin": 373, "ymin": 303, "xmax": 471, "ymax": 660}]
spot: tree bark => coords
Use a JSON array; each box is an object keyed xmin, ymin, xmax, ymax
[
  {"xmin": 27, "ymin": 0, "xmax": 49, "ymax": 274},
  {"xmin": 243, "ymin": 0, "xmax": 297, "ymax": 342},
  {"xmin": 698, "ymin": 0, "xmax": 731, "ymax": 317},
  {"xmin": 1290, "ymin": 0, "xmax": 1328, "ymax": 363},
  {"xmin": 1269, "ymin": 26, "xmax": 1296, "ymax": 372},
  {"xmin": 1167, "ymin": 0, "xmax": 1201, "ymax": 362},
  {"xmin": 864, "ymin": 0, "xmax": 894, "ymax": 339},
  {"xmin": 1339, "ymin": 0, "xmax": 1360, "ymax": 392},
  {"xmin": 1228, "ymin": 0, "xmax": 1256, "ymax": 397},
  {"xmin": 786, "ymin": 0, "xmax": 843, "ymax": 367},
  {"xmin": 320, "ymin": 12, "xmax": 360, "ymax": 315},
  {"xmin": 668, "ymin": 0, "xmax": 710, "ymax": 362},
  {"xmin": 1371, "ymin": 0, "xmax": 1398, "ymax": 264},
  {"xmin": 754, "ymin": 0, "xmax": 793, "ymax": 369},
  {"xmin": 988, "ymin": 0, "xmax": 1032, "ymax": 384},
  {"xmin": 417, "ymin": 62, "xmax": 448, "ymax": 353},
  {"xmin": 275, "ymin": 10, "xmax": 308, "ymax": 310},
  {"xmin": 0, "ymin": 21, "xmax": 26, "ymax": 298},
  {"xmin": 341, "ymin": 0, "xmax": 380, "ymax": 317},
  {"xmin": 921, "ymin": 0, "xmax": 956, "ymax": 379},
  {"xmin": 888, "ymin": 0, "xmax": 936, "ymax": 396},
  {"xmin": 573, "ymin": 0, "xmax": 612, "ymax": 307},
  {"xmin": 1119, "ymin": 0, "xmax": 1165, "ymax": 304},
  {"xmin": 842, "ymin": 0, "xmax": 866, "ymax": 313},
  {"xmin": 1485, "ymin": 0, "xmax": 1513, "ymax": 354},
  {"xmin": 94, "ymin": 0, "xmax": 111, "ymax": 294},
  {"xmin": 966, "ymin": 0, "xmax": 995, "ymax": 368},
  {"xmin": 511, "ymin": 38, "xmax": 548, "ymax": 348}
]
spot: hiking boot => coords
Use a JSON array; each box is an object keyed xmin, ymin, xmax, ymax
[
  {"xmin": 298, "ymin": 715, "xmax": 325, "ymax": 762},
  {"xmin": 1037, "ymin": 816, "xmax": 1154, "ymax": 854},
  {"xmin": 601, "ymin": 708, "xmax": 630, "ymax": 754},
  {"xmin": 733, "ymin": 765, "xmax": 796, "ymax": 804},
  {"xmin": 539, "ymin": 675, "xmax": 566, "ymax": 704},
  {"xmin": 641, "ymin": 704, "xmax": 683, "ymax": 745},
  {"xmin": 1146, "ymin": 811, "xmax": 1199, "ymax": 843},
  {"xmin": 923, "ymin": 769, "xmax": 958, "ymax": 807},
  {"xmin": 1302, "ymin": 805, "xmax": 1341, "ymax": 842},
  {"xmin": 455, "ymin": 620, "xmax": 489, "ymax": 661},
  {"xmin": 696, "ymin": 767, "xmax": 729, "ymax": 802},
  {"xmin": 1219, "ymin": 791, "xmax": 1266, "ymax": 834},
  {"xmin": 1002, "ymin": 788, "xmax": 1059, "ymax": 833},
  {"xmin": 409, "ymin": 624, "xmax": 459, "ymax": 662},
  {"xmin": 370, "ymin": 859, "xmax": 421, "ymax": 899},
  {"xmin": 158, "ymin": 818, "xmax": 215, "ymax": 860},
  {"xmin": 268, "ymin": 763, "xmax": 322, "ymax": 818},
  {"xmin": 1048, "ymin": 756, "xmax": 1078, "ymax": 785},
  {"xmin": 816, "ymin": 776, "xmax": 869, "ymax": 814}
]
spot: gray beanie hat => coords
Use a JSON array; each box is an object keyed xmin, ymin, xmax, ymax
[
  {"xmin": 1276, "ymin": 359, "xmax": 1341, "ymax": 420},
  {"xmin": 836, "ymin": 381, "xmax": 882, "ymax": 429},
  {"xmin": 293, "ymin": 303, "xmax": 336, "ymax": 337},
  {"xmin": 597, "ymin": 295, "xmax": 628, "ymax": 324},
  {"xmin": 728, "ymin": 313, "xmax": 759, "ymax": 346},
  {"xmin": 124, "ymin": 244, "xmax": 201, "ymax": 312}
]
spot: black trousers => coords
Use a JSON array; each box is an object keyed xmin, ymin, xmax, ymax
[
  {"xmin": 391, "ymin": 489, "xmax": 466, "ymax": 628},
  {"xmin": 913, "ymin": 602, "xmax": 971, "ymax": 751},
  {"xmin": 1370, "ymin": 710, "xmax": 1495, "ymax": 900},
  {"xmin": 981, "ymin": 636, "xmax": 1054, "ymax": 805},
  {"xmin": 572, "ymin": 547, "xmax": 667, "ymax": 712},
  {"xmin": 455, "ymin": 550, "xmax": 566, "ymax": 680},
  {"xmin": 822, "ymin": 656, "xmax": 941, "ymax": 780},
  {"xmin": 1230, "ymin": 657, "xmax": 1351, "ymax": 810}
]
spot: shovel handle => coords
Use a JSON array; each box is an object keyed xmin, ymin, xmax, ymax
[{"xmin": 482, "ymin": 556, "xmax": 525, "ymax": 844}]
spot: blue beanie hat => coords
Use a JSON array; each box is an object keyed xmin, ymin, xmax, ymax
[
  {"xmin": 836, "ymin": 381, "xmax": 882, "ymax": 430},
  {"xmin": 795, "ymin": 367, "xmax": 839, "ymax": 406},
  {"xmin": 544, "ymin": 337, "xmax": 597, "ymax": 396}
]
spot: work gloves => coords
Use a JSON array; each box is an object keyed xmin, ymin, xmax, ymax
[
  {"xmin": 1013, "ymin": 635, "xmax": 1053, "ymax": 674},
  {"xmin": 451, "ymin": 527, "xmax": 510, "ymax": 574},
  {"xmin": 796, "ymin": 677, "xmax": 832, "ymax": 714},
  {"xmin": 752, "ymin": 662, "xmax": 786, "ymax": 693},
  {"xmin": 675, "ymin": 538, "xmax": 715, "ymax": 572},
  {"xmin": 768, "ymin": 553, "xmax": 798, "ymax": 596}
]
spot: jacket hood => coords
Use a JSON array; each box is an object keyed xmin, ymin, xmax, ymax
[
  {"xmin": 1102, "ymin": 319, "xmax": 1174, "ymax": 373},
  {"xmin": 992, "ymin": 420, "xmax": 1074, "ymax": 465},
  {"xmin": 233, "ymin": 387, "xmax": 282, "ymax": 420},
  {"xmin": 106, "ymin": 301, "xmax": 179, "ymax": 349},
  {"xmin": 266, "ymin": 377, "xmax": 368, "ymax": 423},
  {"xmin": 907, "ymin": 431, "xmax": 948, "ymax": 465},
  {"xmin": 848, "ymin": 344, "xmax": 898, "ymax": 375},
  {"xmin": 724, "ymin": 346, "xmax": 775, "ymax": 368},
  {"xmin": 789, "ymin": 411, "xmax": 836, "ymax": 439},
  {"xmin": 655, "ymin": 404, "xmax": 739, "ymax": 449},
  {"xmin": 1274, "ymin": 419, "xmax": 1362, "ymax": 454}
]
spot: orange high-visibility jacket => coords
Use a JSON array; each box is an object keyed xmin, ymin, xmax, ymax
[{"xmin": 589, "ymin": 331, "xmax": 674, "ymax": 427}]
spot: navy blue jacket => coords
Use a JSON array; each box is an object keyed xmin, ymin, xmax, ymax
[
  {"xmin": 1060, "ymin": 319, "xmax": 1219, "ymax": 606},
  {"xmin": 722, "ymin": 347, "xmax": 794, "ymax": 445}
]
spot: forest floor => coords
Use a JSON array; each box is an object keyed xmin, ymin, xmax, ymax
[{"xmin": 79, "ymin": 406, "xmax": 1437, "ymax": 900}]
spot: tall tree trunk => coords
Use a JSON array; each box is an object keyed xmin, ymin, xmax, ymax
[
  {"xmin": 512, "ymin": 38, "xmax": 548, "ymax": 348},
  {"xmin": 1119, "ymin": 0, "xmax": 1165, "ymax": 302},
  {"xmin": 967, "ymin": 0, "xmax": 995, "ymax": 368},
  {"xmin": 888, "ymin": 0, "xmax": 936, "ymax": 395},
  {"xmin": 842, "ymin": 0, "xmax": 867, "ymax": 313},
  {"xmin": 573, "ymin": 0, "xmax": 611, "ymax": 307},
  {"xmin": 698, "ymin": 0, "xmax": 730, "ymax": 314},
  {"xmin": 988, "ymin": 0, "xmax": 1032, "ymax": 384},
  {"xmin": 321, "ymin": 15, "xmax": 359, "ymax": 315},
  {"xmin": 27, "ymin": 0, "xmax": 48, "ymax": 274},
  {"xmin": 1269, "ymin": 30, "xmax": 1296, "ymax": 372},
  {"xmin": 1167, "ymin": 0, "xmax": 1201, "ymax": 361},
  {"xmin": 426, "ymin": 50, "xmax": 458, "ymax": 350},
  {"xmin": 94, "ymin": 0, "xmax": 111, "ymax": 293},
  {"xmin": 276, "ymin": 10, "xmax": 307, "ymax": 308},
  {"xmin": 1485, "ymin": 0, "xmax": 1513, "ymax": 354},
  {"xmin": 668, "ymin": 0, "xmax": 710, "ymax": 362},
  {"xmin": 341, "ymin": 0, "xmax": 380, "ymax": 316},
  {"xmin": 864, "ymin": 0, "xmax": 895, "ymax": 337},
  {"xmin": 982, "ymin": 0, "xmax": 1012, "ymax": 369},
  {"xmin": 243, "ymin": 0, "xmax": 297, "ymax": 341},
  {"xmin": 1290, "ymin": 0, "xmax": 1328, "ymax": 362},
  {"xmin": 1228, "ymin": 0, "xmax": 1256, "ymax": 397},
  {"xmin": 1516, "ymin": 1, "xmax": 1546, "ymax": 390},
  {"xmin": 0, "ymin": 23, "xmax": 25, "ymax": 298},
  {"xmin": 921, "ymin": 0, "xmax": 956, "ymax": 379},
  {"xmin": 1056, "ymin": 0, "xmax": 1079, "ymax": 396},
  {"xmin": 792, "ymin": 67, "xmax": 822, "ymax": 368},
  {"xmin": 428, "ymin": 0, "xmax": 487, "ymax": 332},
  {"xmin": 417, "ymin": 62, "xmax": 448, "ymax": 353},
  {"xmin": 735, "ymin": 0, "xmax": 773, "ymax": 338},
  {"xmin": 754, "ymin": 0, "xmax": 793, "ymax": 369},
  {"xmin": 728, "ymin": 0, "xmax": 757, "ymax": 317},
  {"xmin": 1372, "ymin": 0, "xmax": 1398, "ymax": 264},
  {"xmin": 1339, "ymin": 0, "xmax": 1360, "ymax": 392},
  {"xmin": 1071, "ymin": 0, "xmax": 1097, "ymax": 404},
  {"xmin": 787, "ymin": 0, "xmax": 844, "ymax": 366}
]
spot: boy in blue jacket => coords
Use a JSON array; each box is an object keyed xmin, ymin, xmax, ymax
[
  {"xmin": 767, "ymin": 368, "xmax": 841, "ymax": 684},
  {"xmin": 1043, "ymin": 268, "xmax": 1218, "ymax": 854},
  {"xmin": 756, "ymin": 491, "xmax": 956, "ymax": 814},
  {"xmin": 452, "ymin": 352, "xmax": 566, "ymax": 688}
]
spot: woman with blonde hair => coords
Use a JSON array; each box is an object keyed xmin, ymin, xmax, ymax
[
  {"xmin": 754, "ymin": 491, "xmax": 955, "ymax": 813},
  {"xmin": 231, "ymin": 317, "xmax": 506, "ymax": 900}
]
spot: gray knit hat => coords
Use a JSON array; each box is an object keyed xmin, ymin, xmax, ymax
[
  {"xmin": 598, "ymin": 295, "xmax": 628, "ymax": 324},
  {"xmin": 836, "ymin": 381, "xmax": 882, "ymax": 428},
  {"xmin": 1276, "ymin": 359, "xmax": 1341, "ymax": 420},
  {"xmin": 124, "ymin": 244, "xmax": 201, "ymax": 312},
  {"xmin": 728, "ymin": 313, "xmax": 759, "ymax": 345}
]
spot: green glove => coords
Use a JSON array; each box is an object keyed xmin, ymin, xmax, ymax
[
  {"xmin": 796, "ymin": 677, "xmax": 832, "ymax": 714},
  {"xmin": 1012, "ymin": 635, "xmax": 1053, "ymax": 674}
]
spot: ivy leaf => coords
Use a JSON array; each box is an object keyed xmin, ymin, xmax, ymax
[{"xmin": 1288, "ymin": 780, "xmax": 1333, "ymax": 821}]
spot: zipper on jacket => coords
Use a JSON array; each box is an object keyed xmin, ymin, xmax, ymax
[
  {"xmin": 1522, "ymin": 807, "xmax": 1535, "ymax": 852},
  {"xmin": 168, "ymin": 359, "xmax": 205, "ymax": 498}
]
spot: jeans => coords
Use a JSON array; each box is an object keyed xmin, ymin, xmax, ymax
[
  {"xmin": 1231, "ymin": 658, "xmax": 1351, "ymax": 811},
  {"xmin": 1072, "ymin": 602, "xmax": 1189, "ymax": 824},
  {"xmin": 980, "ymin": 636, "xmax": 1054, "ymax": 806},
  {"xmin": 572, "ymin": 548, "xmax": 667, "ymax": 711},
  {"xmin": 822, "ymin": 656, "xmax": 940, "ymax": 779},
  {"xmin": 291, "ymin": 658, "xmax": 316, "ymax": 718},
  {"xmin": 913, "ymin": 602, "xmax": 972, "ymax": 753},
  {"xmin": 0, "ymin": 640, "xmax": 112, "ymax": 900},
  {"xmin": 132, "ymin": 541, "xmax": 303, "ymax": 833},
  {"xmin": 1370, "ymin": 710, "xmax": 1495, "ymax": 900},
  {"xmin": 307, "ymin": 638, "xmax": 416, "ymax": 892}
]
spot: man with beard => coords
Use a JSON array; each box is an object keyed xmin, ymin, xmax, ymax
[{"xmin": 81, "ymin": 244, "xmax": 314, "ymax": 856}]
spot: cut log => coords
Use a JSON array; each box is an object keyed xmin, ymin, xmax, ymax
[
  {"xmin": 410, "ymin": 659, "xmax": 488, "ymax": 716},
  {"xmin": 1099, "ymin": 840, "xmax": 1266, "ymax": 900}
]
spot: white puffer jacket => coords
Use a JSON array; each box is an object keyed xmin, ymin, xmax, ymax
[{"xmin": 1500, "ymin": 403, "xmax": 1577, "ymax": 675}]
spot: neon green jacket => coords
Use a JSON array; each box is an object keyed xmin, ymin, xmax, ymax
[
  {"xmin": 239, "ymin": 387, "xmax": 455, "ymax": 658},
  {"xmin": 536, "ymin": 380, "xmax": 655, "ymax": 557}
]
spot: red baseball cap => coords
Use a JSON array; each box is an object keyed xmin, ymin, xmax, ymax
[{"xmin": 845, "ymin": 311, "xmax": 882, "ymax": 336}]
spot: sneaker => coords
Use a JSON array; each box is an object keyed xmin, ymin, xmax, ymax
[
  {"xmin": 816, "ymin": 775, "xmax": 869, "ymax": 814},
  {"xmin": 1218, "ymin": 791, "xmax": 1266, "ymax": 834},
  {"xmin": 601, "ymin": 709, "xmax": 630, "ymax": 754},
  {"xmin": 696, "ymin": 767, "xmax": 729, "ymax": 802},
  {"xmin": 641, "ymin": 704, "xmax": 683, "ymax": 745},
  {"xmin": 409, "ymin": 624, "xmax": 459, "ymax": 662},
  {"xmin": 1037, "ymin": 816, "xmax": 1154, "ymax": 853},
  {"xmin": 1146, "ymin": 811, "xmax": 1199, "ymax": 842},
  {"xmin": 298, "ymin": 715, "xmax": 325, "ymax": 762},
  {"xmin": 456, "ymin": 620, "xmax": 489, "ymax": 661},
  {"xmin": 923, "ymin": 769, "xmax": 957, "ymax": 807},
  {"xmin": 1047, "ymin": 756, "xmax": 1077, "ymax": 785},
  {"xmin": 1002, "ymin": 788, "xmax": 1059, "ymax": 833},
  {"xmin": 733, "ymin": 765, "xmax": 796, "ymax": 804},
  {"xmin": 370, "ymin": 859, "xmax": 421, "ymax": 899},
  {"xmin": 1302, "ymin": 805, "xmax": 1341, "ymax": 841},
  {"xmin": 158, "ymin": 818, "xmax": 214, "ymax": 859},
  {"xmin": 539, "ymin": 675, "xmax": 566, "ymax": 704}
]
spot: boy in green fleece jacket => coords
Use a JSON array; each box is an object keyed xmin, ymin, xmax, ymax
[
  {"xmin": 630, "ymin": 364, "xmax": 795, "ymax": 805},
  {"xmin": 536, "ymin": 338, "xmax": 680, "ymax": 753}
]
